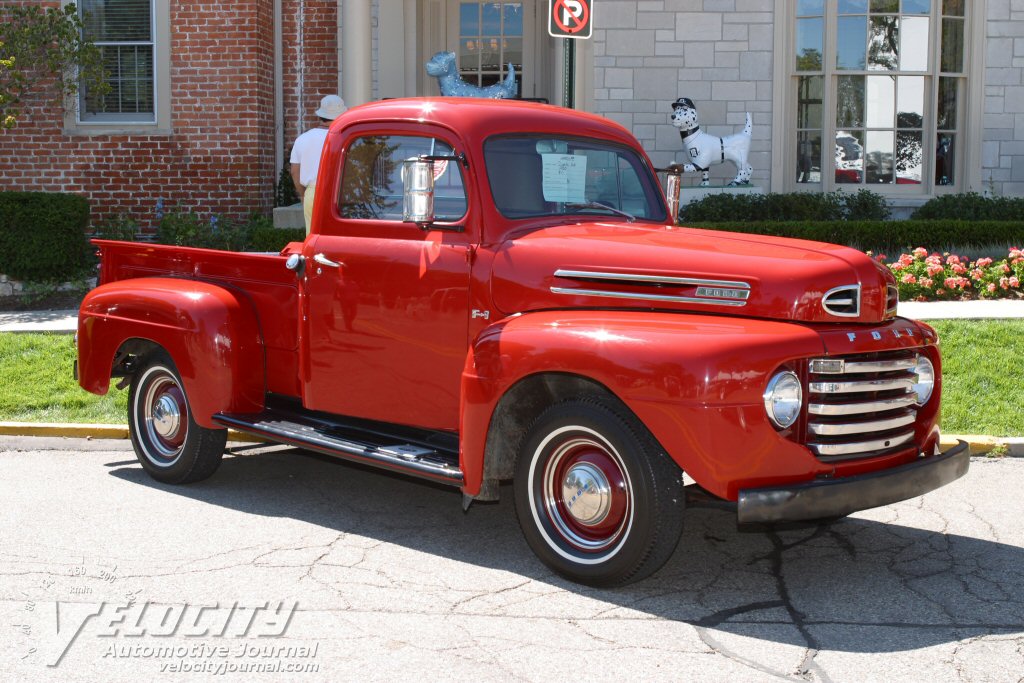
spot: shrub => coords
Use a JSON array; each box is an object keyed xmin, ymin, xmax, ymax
[
  {"xmin": 155, "ymin": 212, "xmax": 254, "ymax": 251},
  {"xmin": 911, "ymin": 192, "xmax": 1024, "ymax": 220},
  {"xmin": 91, "ymin": 214, "xmax": 139, "ymax": 241},
  {"xmin": 688, "ymin": 220, "xmax": 1024, "ymax": 254},
  {"xmin": 679, "ymin": 189, "xmax": 888, "ymax": 222},
  {"xmin": 275, "ymin": 163, "xmax": 300, "ymax": 207},
  {"xmin": 250, "ymin": 225, "xmax": 304, "ymax": 252},
  {"xmin": 0, "ymin": 191, "xmax": 91, "ymax": 281}
]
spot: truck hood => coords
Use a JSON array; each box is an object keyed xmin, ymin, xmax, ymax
[{"xmin": 490, "ymin": 223, "xmax": 897, "ymax": 324}]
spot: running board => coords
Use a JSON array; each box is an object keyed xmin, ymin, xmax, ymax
[{"xmin": 212, "ymin": 407, "xmax": 463, "ymax": 486}]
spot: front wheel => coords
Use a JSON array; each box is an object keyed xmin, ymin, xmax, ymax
[
  {"xmin": 513, "ymin": 397, "xmax": 685, "ymax": 587},
  {"xmin": 128, "ymin": 351, "xmax": 226, "ymax": 484}
]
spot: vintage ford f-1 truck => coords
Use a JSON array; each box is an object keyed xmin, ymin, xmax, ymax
[{"xmin": 77, "ymin": 98, "xmax": 968, "ymax": 586}]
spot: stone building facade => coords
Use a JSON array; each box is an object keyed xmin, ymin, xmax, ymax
[{"xmin": 2, "ymin": 0, "xmax": 1021, "ymax": 228}]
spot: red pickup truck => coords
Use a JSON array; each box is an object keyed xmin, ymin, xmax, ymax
[{"xmin": 77, "ymin": 98, "xmax": 968, "ymax": 586}]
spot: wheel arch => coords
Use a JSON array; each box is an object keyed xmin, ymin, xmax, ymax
[
  {"xmin": 477, "ymin": 372, "xmax": 625, "ymax": 500},
  {"xmin": 77, "ymin": 277, "xmax": 266, "ymax": 427}
]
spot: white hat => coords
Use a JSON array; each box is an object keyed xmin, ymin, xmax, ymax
[{"xmin": 316, "ymin": 95, "xmax": 347, "ymax": 120}]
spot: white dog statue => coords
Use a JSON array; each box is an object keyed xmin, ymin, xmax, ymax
[
  {"xmin": 669, "ymin": 97, "xmax": 753, "ymax": 187},
  {"xmin": 425, "ymin": 51, "xmax": 517, "ymax": 99}
]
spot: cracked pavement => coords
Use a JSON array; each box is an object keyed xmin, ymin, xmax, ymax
[{"xmin": 1, "ymin": 436, "xmax": 1022, "ymax": 682}]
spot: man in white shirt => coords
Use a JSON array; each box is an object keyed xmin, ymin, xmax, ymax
[{"xmin": 290, "ymin": 95, "xmax": 347, "ymax": 234}]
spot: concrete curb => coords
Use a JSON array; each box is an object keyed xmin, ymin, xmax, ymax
[
  {"xmin": 0, "ymin": 422, "xmax": 1020, "ymax": 456},
  {"xmin": 0, "ymin": 422, "xmax": 265, "ymax": 443}
]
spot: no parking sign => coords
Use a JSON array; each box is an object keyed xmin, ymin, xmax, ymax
[{"xmin": 548, "ymin": 0, "xmax": 593, "ymax": 39}]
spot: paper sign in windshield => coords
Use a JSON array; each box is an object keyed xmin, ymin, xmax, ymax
[{"xmin": 541, "ymin": 154, "xmax": 587, "ymax": 203}]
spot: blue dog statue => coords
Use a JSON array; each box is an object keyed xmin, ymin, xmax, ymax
[{"xmin": 425, "ymin": 51, "xmax": 517, "ymax": 99}]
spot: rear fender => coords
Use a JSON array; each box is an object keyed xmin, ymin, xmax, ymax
[
  {"xmin": 77, "ymin": 277, "xmax": 265, "ymax": 427},
  {"xmin": 460, "ymin": 310, "xmax": 827, "ymax": 499}
]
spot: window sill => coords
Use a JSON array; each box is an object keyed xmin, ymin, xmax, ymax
[{"xmin": 62, "ymin": 125, "xmax": 173, "ymax": 137}]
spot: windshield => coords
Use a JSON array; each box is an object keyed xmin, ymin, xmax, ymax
[{"xmin": 483, "ymin": 136, "xmax": 667, "ymax": 222}]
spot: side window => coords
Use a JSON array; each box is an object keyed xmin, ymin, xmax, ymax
[{"xmin": 338, "ymin": 135, "xmax": 468, "ymax": 221}]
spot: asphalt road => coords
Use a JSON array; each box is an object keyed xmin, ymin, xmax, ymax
[{"xmin": 2, "ymin": 436, "xmax": 1023, "ymax": 682}]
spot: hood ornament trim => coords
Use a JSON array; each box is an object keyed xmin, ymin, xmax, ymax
[
  {"xmin": 822, "ymin": 284, "xmax": 861, "ymax": 318},
  {"xmin": 551, "ymin": 269, "xmax": 751, "ymax": 307}
]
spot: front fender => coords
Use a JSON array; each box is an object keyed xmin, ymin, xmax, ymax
[
  {"xmin": 77, "ymin": 277, "xmax": 265, "ymax": 428},
  {"xmin": 460, "ymin": 310, "xmax": 828, "ymax": 500}
]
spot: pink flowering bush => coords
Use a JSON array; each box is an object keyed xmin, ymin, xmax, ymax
[{"xmin": 878, "ymin": 247, "xmax": 1024, "ymax": 301}]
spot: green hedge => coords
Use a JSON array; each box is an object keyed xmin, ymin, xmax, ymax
[
  {"xmin": 250, "ymin": 226, "xmax": 304, "ymax": 252},
  {"xmin": 912, "ymin": 193, "xmax": 1024, "ymax": 220},
  {"xmin": 687, "ymin": 220, "xmax": 1024, "ymax": 253},
  {"xmin": 0, "ymin": 192, "xmax": 92, "ymax": 281},
  {"xmin": 680, "ymin": 189, "xmax": 891, "ymax": 222}
]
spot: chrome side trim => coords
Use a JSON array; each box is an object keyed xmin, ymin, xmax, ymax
[
  {"xmin": 809, "ymin": 357, "xmax": 918, "ymax": 374},
  {"xmin": 809, "ymin": 378, "xmax": 914, "ymax": 394},
  {"xmin": 810, "ymin": 431, "xmax": 915, "ymax": 457},
  {"xmin": 808, "ymin": 413, "xmax": 916, "ymax": 436},
  {"xmin": 808, "ymin": 396, "xmax": 917, "ymax": 415},
  {"xmin": 549, "ymin": 286, "xmax": 748, "ymax": 307},
  {"xmin": 822, "ymin": 284, "xmax": 861, "ymax": 318},
  {"xmin": 553, "ymin": 269, "xmax": 751, "ymax": 291}
]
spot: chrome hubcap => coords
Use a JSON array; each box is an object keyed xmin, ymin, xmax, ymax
[
  {"xmin": 151, "ymin": 394, "xmax": 181, "ymax": 439},
  {"xmin": 561, "ymin": 462, "xmax": 611, "ymax": 526}
]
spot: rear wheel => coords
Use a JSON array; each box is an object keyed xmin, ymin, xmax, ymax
[
  {"xmin": 128, "ymin": 351, "xmax": 226, "ymax": 484},
  {"xmin": 513, "ymin": 397, "xmax": 685, "ymax": 587}
]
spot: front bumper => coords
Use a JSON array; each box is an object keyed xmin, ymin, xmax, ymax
[{"xmin": 736, "ymin": 440, "xmax": 969, "ymax": 524}]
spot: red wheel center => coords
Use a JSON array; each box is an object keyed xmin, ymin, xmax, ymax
[{"xmin": 547, "ymin": 443, "xmax": 629, "ymax": 549}]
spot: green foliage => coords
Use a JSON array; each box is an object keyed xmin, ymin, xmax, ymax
[
  {"xmin": 688, "ymin": 220, "xmax": 1024, "ymax": 254},
  {"xmin": 0, "ymin": 3, "xmax": 107, "ymax": 128},
  {"xmin": 911, "ymin": 192, "xmax": 1024, "ymax": 220},
  {"xmin": 276, "ymin": 163, "xmax": 300, "ymax": 207},
  {"xmin": 679, "ymin": 189, "xmax": 890, "ymax": 222},
  {"xmin": 155, "ymin": 213, "xmax": 255, "ymax": 251},
  {"xmin": 250, "ymin": 226, "xmax": 304, "ymax": 252},
  {"xmin": 91, "ymin": 214, "xmax": 139, "ymax": 241},
  {"xmin": 0, "ymin": 192, "xmax": 91, "ymax": 281}
]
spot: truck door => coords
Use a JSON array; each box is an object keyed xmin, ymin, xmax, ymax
[{"xmin": 301, "ymin": 131, "xmax": 473, "ymax": 432}]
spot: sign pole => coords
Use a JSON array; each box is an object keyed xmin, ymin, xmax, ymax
[{"xmin": 563, "ymin": 38, "xmax": 576, "ymax": 109}]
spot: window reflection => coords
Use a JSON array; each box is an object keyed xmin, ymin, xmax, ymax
[
  {"xmin": 896, "ymin": 130, "xmax": 923, "ymax": 184},
  {"xmin": 900, "ymin": 16, "xmax": 928, "ymax": 70},
  {"xmin": 941, "ymin": 18, "xmax": 964, "ymax": 72},
  {"xmin": 868, "ymin": 16, "xmax": 898, "ymax": 70},
  {"xmin": 835, "ymin": 131, "xmax": 864, "ymax": 183},
  {"xmin": 896, "ymin": 75, "xmax": 924, "ymax": 126},
  {"xmin": 837, "ymin": 75, "xmax": 865, "ymax": 127},
  {"xmin": 796, "ymin": 17, "xmax": 823, "ymax": 70},
  {"xmin": 865, "ymin": 130, "xmax": 894, "ymax": 183},
  {"xmin": 797, "ymin": 131, "xmax": 822, "ymax": 183},
  {"xmin": 836, "ymin": 16, "xmax": 866, "ymax": 69},
  {"xmin": 866, "ymin": 75, "xmax": 895, "ymax": 127},
  {"xmin": 903, "ymin": 0, "xmax": 930, "ymax": 13},
  {"xmin": 838, "ymin": 0, "xmax": 868, "ymax": 12},
  {"xmin": 936, "ymin": 134, "xmax": 955, "ymax": 185}
]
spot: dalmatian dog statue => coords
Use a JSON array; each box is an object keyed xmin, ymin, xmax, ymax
[
  {"xmin": 425, "ymin": 51, "xmax": 517, "ymax": 99},
  {"xmin": 669, "ymin": 97, "xmax": 753, "ymax": 187}
]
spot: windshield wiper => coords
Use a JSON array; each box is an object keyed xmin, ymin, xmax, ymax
[{"xmin": 565, "ymin": 201, "xmax": 636, "ymax": 223}]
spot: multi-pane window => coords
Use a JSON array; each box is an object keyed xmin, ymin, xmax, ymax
[
  {"xmin": 458, "ymin": 2, "xmax": 524, "ymax": 96},
  {"xmin": 79, "ymin": 0, "xmax": 155, "ymax": 122},
  {"xmin": 793, "ymin": 0, "xmax": 966, "ymax": 190}
]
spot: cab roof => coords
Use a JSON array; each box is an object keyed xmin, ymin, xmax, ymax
[{"xmin": 328, "ymin": 97, "xmax": 640, "ymax": 148}]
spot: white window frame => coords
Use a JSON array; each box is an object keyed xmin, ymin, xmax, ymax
[
  {"xmin": 772, "ymin": 0, "xmax": 985, "ymax": 195},
  {"xmin": 63, "ymin": 0, "xmax": 171, "ymax": 135}
]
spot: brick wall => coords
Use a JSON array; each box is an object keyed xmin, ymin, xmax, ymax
[
  {"xmin": 281, "ymin": 0, "xmax": 339, "ymax": 152},
  {"xmin": 0, "ymin": 0, "xmax": 339, "ymax": 231},
  {"xmin": 982, "ymin": 0, "xmax": 1024, "ymax": 196},
  {"xmin": 591, "ymin": 0, "xmax": 775, "ymax": 187}
]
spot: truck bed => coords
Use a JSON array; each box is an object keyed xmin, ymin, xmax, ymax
[{"xmin": 93, "ymin": 239, "xmax": 301, "ymax": 396}]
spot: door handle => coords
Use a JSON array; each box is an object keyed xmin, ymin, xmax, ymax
[{"xmin": 313, "ymin": 253, "xmax": 343, "ymax": 268}]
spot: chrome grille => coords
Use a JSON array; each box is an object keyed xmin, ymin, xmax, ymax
[{"xmin": 806, "ymin": 350, "xmax": 920, "ymax": 462}]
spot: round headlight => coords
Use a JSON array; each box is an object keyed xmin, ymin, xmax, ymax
[
  {"xmin": 912, "ymin": 355, "xmax": 935, "ymax": 406},
  {"xmin": 763, "ymin": 370, "xmax": 802, "ymax": 430}
]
